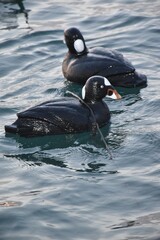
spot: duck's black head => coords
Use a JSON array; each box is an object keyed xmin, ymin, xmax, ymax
[
  {"xmin": 64, "ymin": 27, "xmax": 88, "ymax": 56},
  {"xmin": 82, "ymin": 76, "xmax": 121, "ymax": 103}
]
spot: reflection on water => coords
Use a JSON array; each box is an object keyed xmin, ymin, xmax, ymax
[
  {"xmin": 3, "ymin": 121, "xmax": 129, "ymax": 174},
  {"xmin": 5, "ymin": 151, "xmax": 68, "ymax": 168},
  {"xmin": 0, "ymin": 200, "xmax": 22, "ymax": 207},
  {"xmin": 111, "ymin": 212, "xmax": 160, "ymax": 230},
  {"xmin": 0, "ymin": 0, "xmax": 30, "ymax": 30},
  {"xmin": 5, "ymin": 127, "xmax": 110, "ymax": 150}
]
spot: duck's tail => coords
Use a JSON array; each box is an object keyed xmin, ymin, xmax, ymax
[
  {"xmin": 5, "ymin": 119, "xmax": 34, "ymax": 137},
  {"xmin": 108, "ymin": 70, "xmax": 147, "ymax": 88}
]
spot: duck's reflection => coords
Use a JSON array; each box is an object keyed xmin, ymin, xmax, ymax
[
  {"xmin": 5, "ymin": 126, "xmax": 111, "ymax": 150},
  {"xmin": 4, "ymin": 124, "xmax": 125, "ymax": 174},
  {"xmin": 0, "ymin": 0, "xmax": 30, "ymax": 30}
]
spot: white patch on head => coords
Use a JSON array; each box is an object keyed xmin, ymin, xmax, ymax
[
  {"xmin": 82, "ymin": 85, "xmax": 86, "ymax": 99},
  {"xmin": 104, "ymin": 77, "xmax": 111, "ymax": 86},
  {"xmin": 74, "ymin": 39, "xmax": 85, "ymax": 53}
]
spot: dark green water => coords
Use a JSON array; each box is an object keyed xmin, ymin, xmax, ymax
[{"xmin": 0, "ymin": 0, "xmax": 160, "ymax": 239}]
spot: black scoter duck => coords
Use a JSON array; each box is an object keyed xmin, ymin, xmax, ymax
[
  {"xmin": 5, "ymin": 76, "xmax": 121, "ymax": 137},
  {"xmin": 62, "ymin": 27, "xmax": 147, "ymax": 88}
]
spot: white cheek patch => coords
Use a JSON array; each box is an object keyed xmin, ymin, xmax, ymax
[
  {"xmin": 104, "ymin": 77, "xmax": 111, "ymax": 86},
  {"xmin": 82, "ymin": 85, "xmax": 86, "ymax": 99},
  {"xmin": 74, "ymin": 39, "xmax": 85, "ymax": 53}
]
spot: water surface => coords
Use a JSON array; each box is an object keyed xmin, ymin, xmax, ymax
[{"xmin": 0, "ymin": 0, "xmax": 160, "ymax": 239}]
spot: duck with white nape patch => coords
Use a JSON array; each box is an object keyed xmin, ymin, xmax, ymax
[
  {"xmin": 74, "ymin": 39, "xmax": 85, "ymax": 53},
  {"xmin": 5, "ymin": 76, "xmax": 121, "ymax": 137},
  {"xmin": 62, "ymin": 27, "xmax": 147, "ymax": 88}
]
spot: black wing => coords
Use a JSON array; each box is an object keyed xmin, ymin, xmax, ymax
[
  {"xmin": 17, "ymin": 97, "xmax": 91, "ymax": 133},
  {"xmin": 64, "ymin": 47, "xmax": 135, "ymax": 83}
]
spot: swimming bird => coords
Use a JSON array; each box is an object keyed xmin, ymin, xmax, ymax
[
  {"xmin": 62, "ymin": 27, "xmax": 147, "ymax": 88},
  {"xmin": 5, "ymin": 76, "xmax": 121, "ymax": 137}
]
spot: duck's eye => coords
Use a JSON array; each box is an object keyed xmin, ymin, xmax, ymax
[
  {"xmin": 108, "ymin": 89, "xmax": 113, "ymax": 96},
  {"xmin": 100, "ymin": 85, "xmax": 104, "ymax": 89}
]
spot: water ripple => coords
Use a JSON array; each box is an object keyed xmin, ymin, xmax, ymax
[{"xmin": 0, "ymin": 0, "xmax": 160, "ymax": 239}]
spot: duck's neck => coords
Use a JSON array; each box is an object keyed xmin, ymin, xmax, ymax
[
  {"xmin": 85, "ymin": 100, "xmax": 110, "ymax": 125},
  {"xmin": 84, "ymin": 97, "xmax": 103, "ymax": 104}
]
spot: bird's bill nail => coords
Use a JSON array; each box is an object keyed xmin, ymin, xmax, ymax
[{"xmin": 112, "ymin": 90, "xmax": 122, "ymax": 99}]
